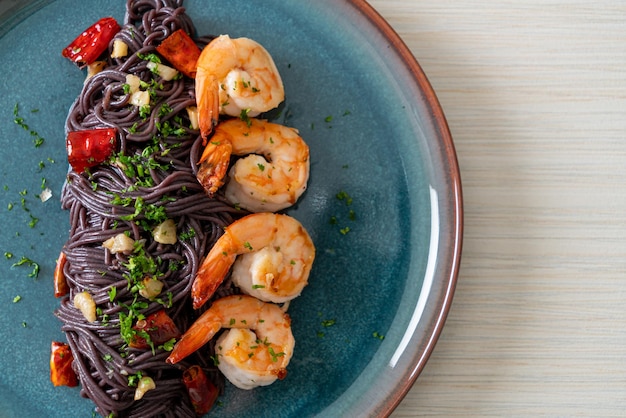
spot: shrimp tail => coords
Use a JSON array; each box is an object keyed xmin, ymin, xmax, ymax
[
  {"xmin": 197, "ymin": 136, "xmax": 233, "ymax": 196},
  {"xmin": 195, "ymin": 69, "xmax": 220, "ymax": 142},
  {"xmin": 166, "ymin": 310, "xmax": 222, "ymax": 364},
  {"xmin": 192, "ymin": 248, "xmax": 237, "ymax": 310}
]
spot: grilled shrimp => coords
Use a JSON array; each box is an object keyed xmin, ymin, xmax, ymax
[
  {"xmin": 191, "ymin": 212, "xmax": 315, "ymax": 309},
  {"xmin": 166, "ymin": 295, "xmax": 295, "ymax": 390},
  {"xmin": 195, "ymin": 34, "xmax": 284, "ymax": 139},
  {"xmin": 197, "ymin": 118, "xmax": 310, "ymax": 212}
]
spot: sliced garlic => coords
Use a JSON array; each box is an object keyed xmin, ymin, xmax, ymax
[
  {"xmin": 125, "ymin": 74, "xmax": 141, "ymax": 94},
  {"xmin": 146, "ymin": 61, "xmax": 179, "ymax": 81},
  {"xmin": 186, "ymin": 106, "xmax": 199, "ymax": 130},
  {"xmin": 134, "ymin": 376, "xmax": 156, "ymax": 400},
  {"xmin": 139, "ymin": 278, "xmax": 164, "ymax": 300},
  {"xmin": 153, "ymin": 219, "xmax": 177, "ymax": 245},
  {"xmin": 111, "ymin": 39, "xmax": 128, "ymax": 59},
  {"xmin": 130, "ymin": 90, "xmax": 150, "ymax": 107},
  {"xmin": 74, "ymin": 291, "xmax": 97, "ymax": 322},
  {"xmin": 39, "ymin": 187, "xmax": 52, "ymax": 202},
  {"xmin": 103, "ymin": 233, "xmax": 135, "ymax": 255},
  {"xmin": 85, "ymin": 60, "xmax": 107, "ymax": 82}
]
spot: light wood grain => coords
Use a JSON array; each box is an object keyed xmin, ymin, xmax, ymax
[{"xmin": 367, "ymin": 0, "xmax": 626, "ymax": 416}]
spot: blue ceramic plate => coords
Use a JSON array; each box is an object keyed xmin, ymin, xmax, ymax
[{"xmin": 0, "ymin": 1, "xmax": 462, "ymax": 416}]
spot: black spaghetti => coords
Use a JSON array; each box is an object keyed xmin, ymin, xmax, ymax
[{"xmin": 54, "ymin": 1, "xmax": 241, "ymax": 416}]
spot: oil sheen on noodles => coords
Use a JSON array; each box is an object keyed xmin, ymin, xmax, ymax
[{"xmin": 55, "ymin": 1, "xmax": 239, "ymax": 416}]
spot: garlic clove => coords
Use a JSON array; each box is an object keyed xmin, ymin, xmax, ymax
[{"xmin": 73, "ymin": 291, "xmax": 97, "ymax": 322}]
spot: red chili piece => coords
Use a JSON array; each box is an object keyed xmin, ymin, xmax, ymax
[
  {"xmin": 129, "ymin": 310, "xmax": 182, "ymax": 349},
  {"xmin": 156, "ymin": 29, "xmax": 201, "ymax": 78},
  {"xmin": 66, "ymin": 128, "xmax": 117, "ymax": 173},
  {"xmin": 182, "ymin": 365, "xmax": 219, "ymax": 415},
  {"xmin": 50, "ymin": 341, "xmax": 79, "ymax": 387},
  {"xmin": 53, "ymin": 251, "xmax": 69, "ymax": 298},
  {"xmin": 62, "ymin": 17, "xmax": 120, "ymax": 67}
]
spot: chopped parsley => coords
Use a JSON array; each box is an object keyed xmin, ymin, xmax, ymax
[
  {"xmin": 11, "ymin": 256, "xmax": 40, "ymax": 278},
  {"xmin": 127, "ymin": 371, "xmax": 144, "ymax": 387},
  {"xmin": 239, "ymin": 108, "xmax": 252, "ymax": 127},
  {"xmin": 118, "ymin": 296, "xmax": 153, "ymax": 351},
  {"xmin": 179, "ymin": 228, "xmax": 196, "ymax": 241},
  {"xmin": 158, "ymin": 103, "xmax": 173, "ymax": 117},
  {"xmin": 155, "ymin": 291, "xmax": 173, "ymax": 308},
  {"xmin": 28, "ymin": 214, "xmax": 39, "ymax": 228},
  {"xmin": 331, "ymin": 190, "xmax": 356, "ymax": 235},
  {"xmin": 158, "ymin": 338, "xmax": 176, "ymax": 352},
  {"xmin": 139, "ymin": 104, "xmax": 151, "ymax": 120},
  {"xmin": 109, "ymin": 243, "xmax": 168, "ymax": 351},
  {"xmin": 108, "ymin": 286, "xmax": 117, "ymax": 302},
  {"xmin": 110, "ymin": 138, "xmax": 175, "ymax": 189},
  {"xmin": 316, "ymin": 315, "xmax": 337, "ymax": 338},
  {"xmin": 123, "ymin": 241, "xmax": 162, "ymax": 288},
  {"xmin": 336, "ymin": 190, "xmax": 353, "ymax": 205},
  {"xmin": 321, "ymin": 319, "xmax": 336, "ymax": 327},
  {"xmin": 137, "ymin": 52, "xmax": 161, "ymax": 63},
  {"xmin": 13, "ymin": 103, "xmax": 45, "ymax": 147},
  {"xmin": 117, "ymin": 196, "xmax": 168, "ymax": 231},
  {"xmin": 268, "ymin": 346, "xmax": 285, "ymax": 362}
]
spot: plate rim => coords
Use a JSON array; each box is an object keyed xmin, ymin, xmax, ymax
[{"xmin": 348, "ymin": 0, "xmax": 463, "ymax": 415}]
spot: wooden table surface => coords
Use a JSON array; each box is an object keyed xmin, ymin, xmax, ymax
[{"xmin": 366, "ymin": 1, "xmax": 626, "ymax": 416}]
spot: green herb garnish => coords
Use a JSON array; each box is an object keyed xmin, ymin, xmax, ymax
[
  {"xmin": 12, "ymin": 256, "xmax": 40, "ymax": 278},
  {"xmin": 13, "ymin": 103, "xmax": 45, "ymax": 147}
]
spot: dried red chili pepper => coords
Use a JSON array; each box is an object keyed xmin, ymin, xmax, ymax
[
  {"xmin": 156, "ymin": 29, "xmax": 201, "ymax": 78},
  {"xmin": 62, "ymin": 17, "xmax": 120, "ymax": 67},
  {"xmin": 129, "ymin": 309, "xmax": 182, "ymax": 349},
  {"xmin": 66, "ymin": 128, "xmax": 117, "ymax": 173},
  {"xmin": 183, "ymin": 365, "xmax": 219, "ymax": 415},
  {"xmin": 50, "ymin": 341, "xmax": 79, "ymax": 387},
  {"xmin": 53, "ymin": 251, "xmax": 69, "ymax": 298}
]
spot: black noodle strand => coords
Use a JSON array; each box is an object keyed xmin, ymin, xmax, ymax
[{"xmin": 56, "ymin": 1, "xmax": 237, "ymax": 416}]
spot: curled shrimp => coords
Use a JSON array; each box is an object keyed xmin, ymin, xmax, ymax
[
  {"xmin": 195, "ymin": 34, "xmax": 284, "ymax": 139},
  {"xmin": 191, "ymin": 212, "xmax": 315, "ymax": 309},
  {"xmin": 166, "ymin": 294, "xmax": 294, "ymax": 390},
  {"xmin": 197, "ymin": 118, "xmax": 310, "ymax": 212}
]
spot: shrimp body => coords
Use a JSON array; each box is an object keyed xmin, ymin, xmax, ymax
[
  {"xmin": 191, "ymin": 213, "xmax": 315, "ymax": 309},
  {"xmin": 166, "ymin": 295, "xmax": 294, "ymax": 390},
  {"xmin": 195, "ymin": 35, "xmax": 284, "ymax": 139},
  {"xmin": 197, "ymin": 118, "xmax": 310, "ymax": 212}
]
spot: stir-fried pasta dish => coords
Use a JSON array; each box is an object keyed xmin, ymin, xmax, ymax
[{"xmin": 50, "ymin": 1, "xmax": 314, "ymax": 416}]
